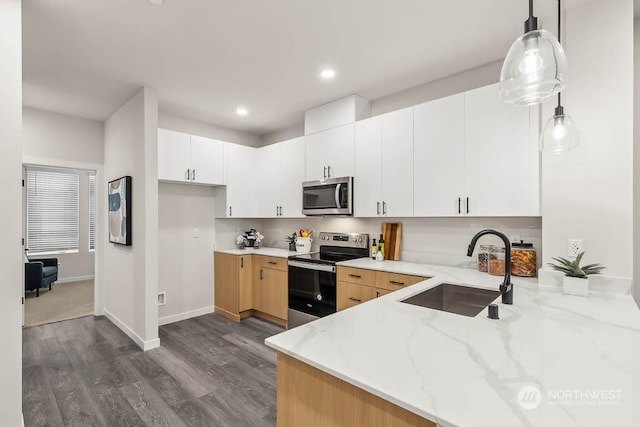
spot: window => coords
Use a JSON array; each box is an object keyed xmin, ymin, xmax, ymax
[
  {"xmin": 26, "ymin": 167, "xmax": 80, "ymax": 254},
  {"xmin": 89, "ymin": 173, "xmax": 96, "ymax": 250}
]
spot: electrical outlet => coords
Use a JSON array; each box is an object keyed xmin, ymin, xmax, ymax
[
  {"xmin": 568, "ymin": 239, "xmax": 583, "ymax": 257},
  {"xmin": 193, "ymin": 228, "xmax": 200, "ymax": 238},
  {"xmin": 158, "ymin": 291, "xmax": 166, "ymax": 306}
]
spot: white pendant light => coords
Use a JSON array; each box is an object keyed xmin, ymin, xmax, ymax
[
  {"xmin": 540, "ymin": 0, "xmax": 579, "ymax": 153},
  {"xmin": 499, "ymin": 0, "xmax": 568, "ymax": 106}
]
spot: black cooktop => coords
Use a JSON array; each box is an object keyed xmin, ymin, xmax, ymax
[{"xmin": 289, "ymin": 247, "xmax": 368, "ymax": 266}]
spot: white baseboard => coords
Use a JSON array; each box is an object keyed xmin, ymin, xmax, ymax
[
  {"xmin": 104, "ymin": 309, "xmax": 160, "ymax": 351},
  {"xmin": 57, "ymin": 275, "xmax": 95, "ymax": 284},
  {"xmin": 159, "ymin": 306, "xmax": 214, "ymax": 326}
]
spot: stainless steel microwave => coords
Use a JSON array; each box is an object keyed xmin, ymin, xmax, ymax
[{"xmin": 302, "ymin": 177, "xmax": 353, "ymax": 216}]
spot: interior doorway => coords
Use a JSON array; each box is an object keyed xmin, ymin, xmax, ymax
[{"xmin": 22, "ymin": 161, "xmax": 103, "ymax": 327}]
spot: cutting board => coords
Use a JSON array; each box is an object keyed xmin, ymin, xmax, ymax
[{"xmin": 381, "ymin": 223, "xmax": 402, "ymax": 260}]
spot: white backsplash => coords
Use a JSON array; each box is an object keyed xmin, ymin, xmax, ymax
[{"xmin": 259, "ymin": 216, "xmax": 542, "ymax": 268}]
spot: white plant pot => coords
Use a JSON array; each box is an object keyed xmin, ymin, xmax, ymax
[
  {"xmin": 563, "ymin": 276, "xmax": 589, "ymax": 297},
  {"xmin": 296, "ymin": 237, "xmax": 312, "ymax": 253}
]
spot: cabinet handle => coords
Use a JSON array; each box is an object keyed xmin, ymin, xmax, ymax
[
  {"xmin": 323, "ymin": 166, "xmax": 327, "ymax": 179},
  {"xmin": 382, "ymin": 201, "xmax": 387, "ymax": 215},
  {"xmin": 389, "ymin": 280, "xmax": 405, "ymax": 286},
  {"xmin": 186, "ymin": 169, "xmax": 190, "ymax": 181},
  {"xmin": 377, "ymin": 201, "xmax": 381, "ymax": 215},
  {"xmin": 192, "ymin": 169, "xmax": 196, "ymax": 181},
  {"xmin": 241, "ymin": 257, "xmax": 244, "ymax": 268},
  {"xmin": 348, "ymin": 274, "xmax": 362, "ymax": 279},
  {"xmin": 260, "ymin": 269, "xmax": 263, "ymax": 280},
  {"xmin": 458, "ymin": 197, "xmax": 461, "ymax": 214},
  {"xmin": 466, "ymin": 197, "xmax": 470, "ymax": 214},
  {"xmin": 229, "ymin": 206, "xmax": 232, "ymax": 217},
  {"xmin": 327, "ymin": 165, "xmax": 331, "ymax": 178},
  {"xmin": 268, "ymin": 261, "xmax": 277, "ymax": 265},
  {"xmin": 376, "ymin": 291, "xmax": 380, "ymax": 297},
  {"xmin": 279, "ymin": 206, "xmax": 282, "ymax": 216},
  {"xmin": 348, "ymin": 297, "xmax": 362, "ymax": 302}
]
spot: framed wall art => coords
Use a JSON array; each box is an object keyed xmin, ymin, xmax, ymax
[{"xmin": 108, "ymin": 175, "xmax": 132, "ymax": 246}]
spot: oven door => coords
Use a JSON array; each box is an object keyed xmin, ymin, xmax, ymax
[
  {"xmin": 288, "ymin": 260, "xmax": 337, "ymax": 318},
  {"xmin": 302, "ymin": 177, "xmax": 353, "ymax": 216}
]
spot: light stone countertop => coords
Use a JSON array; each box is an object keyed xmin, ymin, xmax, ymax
[
  {"xmin": 215, "ymin": 247, "xmax": 298, "ymax": 258},
  {"xmin": 265, "ymin": 258, "xmax": 640, "ymax": 427}
]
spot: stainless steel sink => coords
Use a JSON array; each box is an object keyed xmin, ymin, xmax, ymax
[{"xmin": 401, "ymin": 283, "xmax": 500, "ymax": 317}]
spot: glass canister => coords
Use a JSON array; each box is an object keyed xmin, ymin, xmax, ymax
[
  {"xmin": 511, "ymin": 241, "xmax": 537, "ymax": 277},
  {"xmin": 488, "ymin": 246, "xmax": 506, "ymax": 276},
  {"xmin": 477, "ymin": 244, "xmax": 494, "ymax": 272}
]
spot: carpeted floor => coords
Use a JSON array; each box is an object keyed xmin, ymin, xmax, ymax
[{"xmin": 24, "ymin": 280, "xmax": 94, "ymax": 327}]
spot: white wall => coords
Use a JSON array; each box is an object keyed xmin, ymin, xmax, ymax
[
  {"xmin": 0, "ymin": 0, "xmax": 23, "ymax": 424},
  {"xmin": 158, "ymin": 183, "xmax": 216, "ymax": 323},
  {"xmin": 261, "ymin": 217, "xmax": 542, "ymax": 268},
  {"xmin": 159, "ymin": 110, "xmax": 261, "ymax": 147},
  {"xmin": 635, "ymin": 18, "xmax": 640, "ymax": 304},
  {"xmin": 541, "ymin": 0, "xmax": 634, "ymax": 278},
  {"xmin": 104, "ymin": 87, "xmax": 159, "ymax": 350}
]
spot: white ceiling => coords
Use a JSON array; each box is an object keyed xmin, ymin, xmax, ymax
[{"xmin": 23, "ymin": 0, "xmax": 584, "ymax": 135}]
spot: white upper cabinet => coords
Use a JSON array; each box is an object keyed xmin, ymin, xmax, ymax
[
  {"xmin": 158, "ymin": 129, "xmax": 191, "ymax": 182},
  {"xmin": 278, "ymin": 137, "xmax": 306, "ymax": 218},
  {"xmin": 464, "ymin": 84, "xmax": 539, "ymax": 216},
  {"xmin": 381, "ymin": 108, "xmax": 414, "ymax": 217},
  {"xmin": 190, "ymin": 135, "xmax": 224, "ymax": 185},
  {"xmin": 413, "ymin": 93, "xmax": 466, "ymax": 216},
  {"xmin": 157, "ymin": 129, "xmax": 224, "ymax": 185},
  {"xmin": 354, "ymin": 116, "xmax": 383, "ymax": 217},
  {"xmin": 252, "ymin": 137, "xmax": 306, "ymax": 219},
  {"xmin": 221, "ymin": 143, "xmax": 256, "ymax": 218},
  {"xmin": 354, "ymin": 108, "xmax": 413, "ymax": 217},
  {"xmin": 305, "ymin": 123, "xmax": 355, "ymax": 181}
]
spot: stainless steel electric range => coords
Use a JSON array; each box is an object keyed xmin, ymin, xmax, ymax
[{"xmin": 287, "ymin": 232, "xmax": 369, "ymax": 329}]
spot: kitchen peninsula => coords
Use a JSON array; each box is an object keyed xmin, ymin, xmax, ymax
[{"xmin": 266, "ymin": 260, "xmax": 640, "ymax": 426}]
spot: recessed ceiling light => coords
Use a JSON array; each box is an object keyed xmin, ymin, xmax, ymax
[
  {"xmin": 236, "ymin": 107, "xmax": 248, "ymax": 116},
  {"xmin": 149, "ymin": 0, "xmax": 164, "ymax": 5},
  {"xmin": 320, "ymin": 69, "xmax": 336, "ymax": 80}
]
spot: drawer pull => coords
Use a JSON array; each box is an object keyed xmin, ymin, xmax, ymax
[
  {"xmin": 348, "ymin": 274, "xmax": 362, "ymax": 278},
  {"xmin": 268, "ymin": 261, "xmax": 277, "ymax": 265},
  {"xmin": 389, "ymin": 280, "xmax": 405, "ymax": 286},
  {"xmin": 348, "ymin": 297, "xmax": 362, "ymax": 302}
]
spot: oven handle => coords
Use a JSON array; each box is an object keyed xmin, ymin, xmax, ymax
[
  {"xmin": 288, "ymin": 260, "xmax": 336, "ymax": 273},
  {"xmin": 335, "ymin": 183, "xmax": 342, "ymax": 209}
]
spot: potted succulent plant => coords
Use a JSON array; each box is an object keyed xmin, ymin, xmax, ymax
[
  {"xmin": 548, "ymin": 252, "xmax": 605, "ymax": 297},
  {"xmin": 285, "ymin": 232, "xmax": 297, "ymax": 251}
]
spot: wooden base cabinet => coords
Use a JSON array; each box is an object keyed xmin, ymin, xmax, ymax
[
  {"xmin": 336, "ymin": 266, "xmax": 428, "ymax": 311},
  {"xmin": 276, "ymin": 353, "xmax": 435, "ymax": 427},
  {"xmin": 254, "ymin": 260, "xmax": 288, "ymax": 323},
  {"xmin": 214, "ymin": 252, "xmax": 253, "ymax": 321}
]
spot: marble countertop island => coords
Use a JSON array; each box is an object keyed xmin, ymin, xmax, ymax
[{"xmin": 266, "ymin": 259, "xmax": 640, "ymax": 426}]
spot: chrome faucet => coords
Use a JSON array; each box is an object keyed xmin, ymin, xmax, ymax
[{"xmin": 467, "ymin": 229, "xmax": 513, "ymax": 305}]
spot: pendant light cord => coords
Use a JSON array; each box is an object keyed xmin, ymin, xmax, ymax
[
  {"xmin": 529, "ymin": 0, "xmax": 534, "ymax": 18},
  {"xmin": 556, "ymin": 0, "xmax": 562, "ymax": 110}
]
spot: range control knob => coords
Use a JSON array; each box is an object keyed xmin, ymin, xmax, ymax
[
  {"xmin": 358, "ymin": 237, "xmax": 363, "ymax": 242},
  {"xmin": 353, "ymin": 238, "xmax": 357, "ymax": 242},
  {"xmin": 316, "ymin": 293, "xmax": 323, "ymax": 301}
]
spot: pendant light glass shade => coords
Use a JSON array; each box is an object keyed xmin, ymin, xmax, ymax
[
  {"xmin": 539, "ymin": 110, "xmax": 579, "ymax": 153},
  {"xmin": 499, "ymin": 29, "xmax": 568, "ymax": 106}
]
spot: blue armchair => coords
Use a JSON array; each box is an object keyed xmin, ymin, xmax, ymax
[{"xmin": 25, "ymin": 257, "xmax": 58, "ymax": 297}]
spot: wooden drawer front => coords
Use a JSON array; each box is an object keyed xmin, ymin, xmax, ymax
[
  {"xmin": 261, "ymin": 256, "xmax": 288, "ymax": 272},
  {"xmin": 337, "ymin": 267, "xmax": 376, "ymax": 286},
  {"xmin": 376, "ymin": 272, "xmax": 427, "ymax": 291},
  {"xmin": 337, "ymin": 281, "xmax": 376, "ymax": 311}
]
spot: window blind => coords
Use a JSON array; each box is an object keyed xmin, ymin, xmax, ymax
[
  {"xmin": 26, "ymin": 168, "xmax": 80, "ymax": 253},
  {"xmin": 89, "ymin": 173, "xmax": 96, "ymax": 250}
]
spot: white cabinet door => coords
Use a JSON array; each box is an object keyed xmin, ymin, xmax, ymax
[
  {"xmin": 464, "ymin": 84, "xmax": 536, "ymax": 216},
  {"xmin": 255, "ymin": 144, "xmax": 281, "ymax": 218},
  {"xmin": 325, "ymin": 123, "xmax": 355, "ymax": 179},
  {"xmin": 305, "ymin": 124, "xmax": 355, "ymax": 181},
  {"xmin": 279, "ymin": 137, "xmax": 306, "ymax": 218},
  {"xmin": 354, "ymin": 116, "xmax": 382, "ymax": 217},
  {"xmin": 413, "ymin": 94, "xmax": 466, "ymax": 216},
  {"xmin": 190, "ymin": 135, "xmax": 224, "ymax": 185},
  {"xmin": 158, "ymin": 129, "xmax": 190, "ymax": 182},
  {"xmin": 225, "ymin": 143, "xmax": 256, "ymax": 218},
  {"xmin": 381, "ymin": 108, "xmax": 414, "ymax": 217}
]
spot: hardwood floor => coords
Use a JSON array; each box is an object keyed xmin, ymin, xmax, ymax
[{"xmin": 23, "ymin": 313, "xmax": 284, "ymax": 426}]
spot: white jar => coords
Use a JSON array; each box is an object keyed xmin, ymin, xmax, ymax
[{"xmin": 296, "ymin": 237, "xmax": 312, "ymax": 253}]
